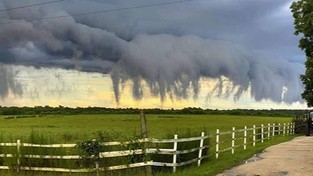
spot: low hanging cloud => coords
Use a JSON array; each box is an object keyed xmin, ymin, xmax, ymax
[
  {"xmin": 0, "ymin": 0, "xmax": 304, "ymax": 104},
  {"xmin": 112, "ymin": 34, "xmax": 304, "ymax": 103},
  {"xmin": 0, "ymin": 64, "xmax": 22, "ymax": 99}
]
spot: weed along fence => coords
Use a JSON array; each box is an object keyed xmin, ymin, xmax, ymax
[{"xmin": 0, "ymin": 123, "xmax": 294, "ymax": 174}]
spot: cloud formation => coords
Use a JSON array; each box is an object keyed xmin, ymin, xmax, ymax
[
  {"xmin": 112, "ymin": 34, "xmax": 303, "ymax": 103},
  {"xmin": 0, "ymin": 0, "xmax": 304, "ymax": 104},
  {"xmin": 0, "ymin": 64, "xmax": 22, "ymax": 99}
]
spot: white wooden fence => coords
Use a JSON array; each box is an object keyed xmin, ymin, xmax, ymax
[
  {"xmin": 215, "ymin": 123, "xmax": 295, "ymax": 158},
  {"xmin": 0, "ymin": 123, "xmax": 294, "ymax": 174}
]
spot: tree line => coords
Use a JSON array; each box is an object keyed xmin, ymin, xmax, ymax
[{"xmin": 0, "ymin": 106, "xmax": 304, "ymax": 117}]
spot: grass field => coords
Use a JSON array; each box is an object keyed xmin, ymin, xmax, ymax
[
  {"xmin": 0, "ymin": 114, "xmax": 296, "ymax": 176},
  {"xmin": 0, "ymin": 114, "xmax": 293, "ymax": 142},
  {"xmin": 0, "ymin": 135, "xmax": 296, "ymax": 176}
]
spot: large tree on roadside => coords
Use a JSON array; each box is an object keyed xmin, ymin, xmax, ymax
[{"xmin": 291, "ymin": 0, "xmax": 313, "ymax": 107}]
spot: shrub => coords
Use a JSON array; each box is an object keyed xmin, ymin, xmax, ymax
[{"xmin": 293, "ymin": 115, "xmax": 307, "ymax": 134}]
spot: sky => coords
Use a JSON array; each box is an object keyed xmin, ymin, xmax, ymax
[{"xmin": 0, "ymin": 0, "xmax": 308, "ymax": 109}]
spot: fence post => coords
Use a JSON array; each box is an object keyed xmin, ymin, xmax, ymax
[
  {"xmin": 272, "ymin": 123, "xmax": 275, "ymax": 137},
  {"xmin": 173, "ymin": 134, "xmax": 178, "ymax": 173},
  {"xmin": 232, "ymin": 127, "xmax": 235, "ymax": 154},
  {"xmin": 268, "ymin": 123, "xmax": 271, "ymax": 139},
  {"xmin": 293, "ymin": 123, "xmax": 295, "ymax": 134},
  {"xmin": 244, "ymin": 126, "xmax": 247, "ymax": 150},
  {"xmin": 140, "ymin": 111, "xmax": 152, "ymax": 176},
  {"xmin": 278, "ymin": 123, "xmax": 281, "ymax": 135},
  {"xmin": 287, "ymin": 123, "xmax": 290, "ymax": 135},
  {"xmin": 283, "ymin": 123, "xmax": 286, "ymax": 136},
  {"xmin": 289, "ymin": 123, "xmax": 292, "ymax": 135},
  {"xmin": 261, "ymin": 124, "xmax": 264, "ymax": 143},
  {"xmin": 198, "ymin": 132, "xmax": 205, "ymax": 166},
  {"xmin": 216, "ymin": 129, "xmax": 219, "ymax": 159},
  {"xmin": 17, "ymin": 139, "xmax": 21, "ymax": 173},
  {"xmin": 95, "ymin": 161, "xmax": 99, "ymax": 176},
  {"xmin": 253, "ymin": 125, "xmax": 256, "ymax": 147}
]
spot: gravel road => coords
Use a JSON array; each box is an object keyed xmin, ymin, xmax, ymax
[{"xmin": 217, "ymin": 136, "xmax": 313, "ymax": 176}]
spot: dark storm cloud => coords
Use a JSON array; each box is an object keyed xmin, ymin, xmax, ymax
[{"xmin": 0, "ymin": 0, "xmax": 305, "ymax": 103}]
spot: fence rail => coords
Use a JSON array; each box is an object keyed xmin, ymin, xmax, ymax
[
  {"xmin": 0, "ymin": 123, "xmax": 295, "ymax": 173},
  {"xmin": 215, "ymin": 123, "xmax": 295, "ymax": 158}
]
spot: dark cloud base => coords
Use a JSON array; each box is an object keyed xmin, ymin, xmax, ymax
[{"xmin": 0, "ymin": 0, "xmax": 304, "ymax": 104}]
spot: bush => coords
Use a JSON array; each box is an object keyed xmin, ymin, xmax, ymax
[{"xmin": 293, "ymin": 115, "xmax": 307, "ymax": 134}]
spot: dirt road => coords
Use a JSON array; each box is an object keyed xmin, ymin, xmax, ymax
[{"xmin": 217, "ymin": 136, "xmax": 313, "ymax": 176}]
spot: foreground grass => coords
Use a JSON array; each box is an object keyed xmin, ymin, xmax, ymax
[
  {"xmin": 0, "ymin": 114, "xmax": 294, "ymax": 175},
  {"xmin": 0, "ymin": 114, "xmax": 292, "ymax": 142},
  {"xmin": 0, "ymin": 135, "xmax": 296, "ymax": 176}
]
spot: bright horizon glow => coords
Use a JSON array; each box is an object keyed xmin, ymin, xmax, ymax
[{"xmin": 0, "ymin": 65, "xmax": 306, "ymax": 110}]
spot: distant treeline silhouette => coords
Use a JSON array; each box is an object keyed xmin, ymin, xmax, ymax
[{"xmin": 0, "ymin": 106, "xmax": 305, "ymax": 117}]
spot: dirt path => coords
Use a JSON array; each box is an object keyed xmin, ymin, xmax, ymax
[{"xmin": 217, "ymin": 136, "xmax": 313, "ymax": 176}]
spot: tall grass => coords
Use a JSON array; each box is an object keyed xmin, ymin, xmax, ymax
[
  {"xmin": 0, "ymin": 128, "xmax": 210, "ymax": 175},
  {"xmin": 20, "ymin": 131, "xmax": 77, "ymax": 170},
  {"xmin": 0, "ymin": 115, "xmax": 290, "ymax": 176},
  {"xmin": 150, "ymin": 128, "xmax": 210, "ymax": 174},
  {"xmin": 0, "ymin": 130, "xmax": 149, "ymax": 175},
  {"xmin": 0, "ymin": 125, "xmax": 296, "ymax": 176}
]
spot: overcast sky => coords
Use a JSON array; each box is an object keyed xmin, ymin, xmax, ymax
[{"xmin": 0, "ymin": 0, "xmax": 307, "ymax": 109}]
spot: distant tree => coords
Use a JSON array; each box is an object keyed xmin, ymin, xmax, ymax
[{"xmin": 291, "ymin": 0, "xmax": 313, "ymax": 106}]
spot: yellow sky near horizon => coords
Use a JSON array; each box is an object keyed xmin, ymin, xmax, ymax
[{"xmin": 0, "ymin": 65, "xmax": 307, "ymax": 110}]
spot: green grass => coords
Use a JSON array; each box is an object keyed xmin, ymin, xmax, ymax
[
  {"xmin": 0, "ymin": 114, "xmax": 292, "ymax": 142},
  {"xmin": 0, "ymin": 135, "xmax": 296, "ymax": 176},
  {"xmin": 0, "ymin": 114, "xmax": 296, "ymax": 176}
]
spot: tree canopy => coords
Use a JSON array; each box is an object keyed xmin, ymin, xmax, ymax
[
  {"xmin": 291, "ymin": 0, "xmax": 313, "ymax": 106},
  {"xmin": 0, "ymin": 106, "xmax": 303, "ymax": 117}
]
